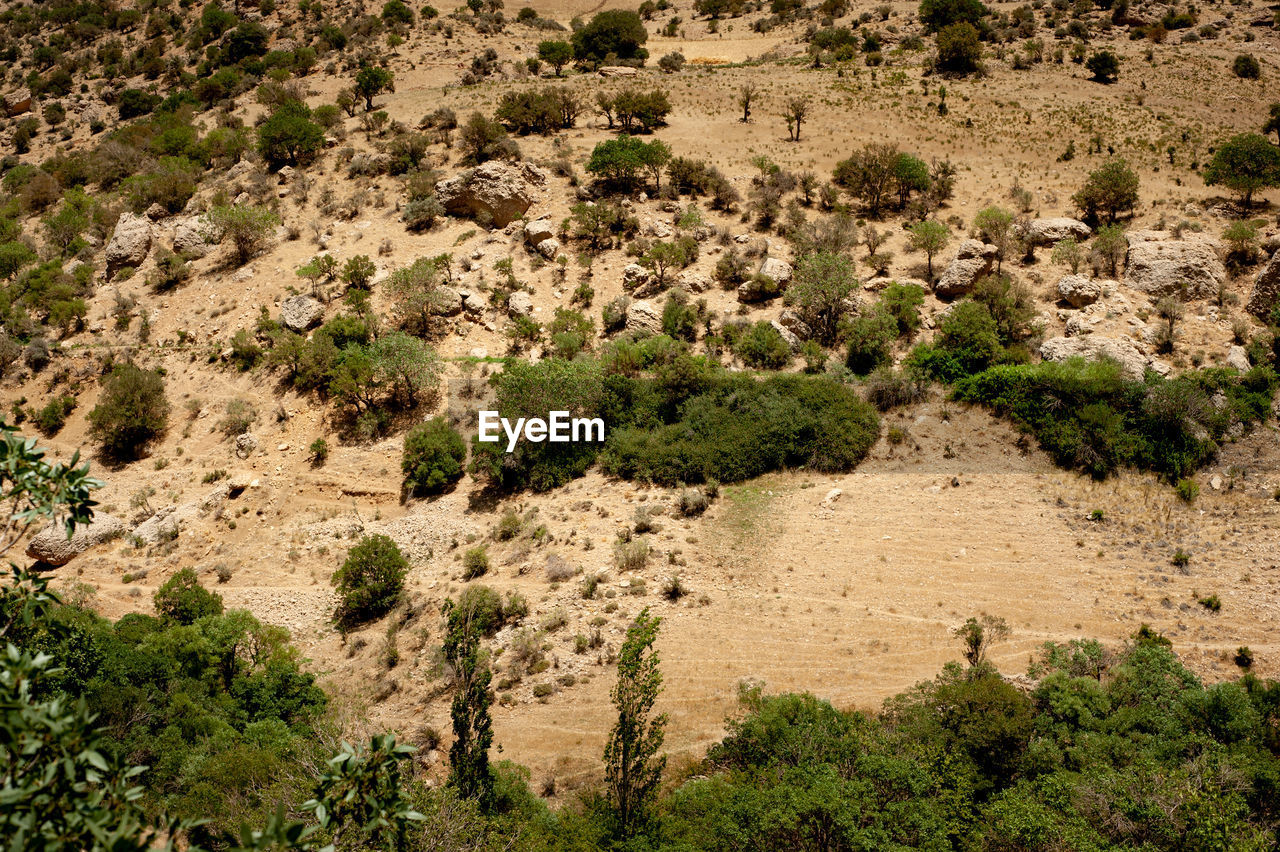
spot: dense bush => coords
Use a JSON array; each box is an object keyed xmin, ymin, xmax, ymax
[
  {"xmin": 257, "ymin": 100, "xmax": 325, "ymax": 168},
  {"xmin": 153, "ymin": 567, "xmax": 224, "ymax": 624},
  {"xmin": 572, "ymin": 9, "xmax": 649, "ymax": 66},
  {"xmin": 402, "ymin": 416, "xmax": 467, "ymax": 495},
  {"xmin": 935, "ymin": 22, "xmax": 982, "ymax": 75},
  {"xmin": 954, "ymin": 358, "xmax": 1278, "ymax": 479},
  {"xmin": 734, "ymin": 321, "xmax": 791, "ymax": 369},
  {"xmin": 332, "ymin": 534, "xmax": 409, "ymax": 628},
  {"xmin": 919, "ymin": 0, "xmax": 988, "ymax": 32},
  {"xmin": 495, "ymin": 87, "xmax": 580, "ymax": 134},
  {"xmin": 1071, "ymin": 157, "xmax": 1139, "ymax": 223},
  {"xmin": 586, "ymin": 135, "xmax": 671, "ymax": 192},
  {"xmin": 87, "ymin": 362, "xmax": 169, "ymax": 460}
]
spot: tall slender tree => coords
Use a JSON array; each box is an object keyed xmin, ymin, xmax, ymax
[
  {"xmin": 443, "ymin": 599, "xmax": 494, "ymax": 812},
  {"xmin": 604, "ymin": 607, "xmax": 667, "ymax": 837}
]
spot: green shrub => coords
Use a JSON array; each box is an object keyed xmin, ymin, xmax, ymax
[
  {"xmin": 332, "ymin": 534, "xmax": 408, "ymax": 628},
  {"xmin": 32, "ymin": 395, "xmax": 75, "ymax": 435},
  {"xmin": 735, "ymin": 321, "xmax": 791, "ymax": 369},
  {"xmin": 845, "ymin": 310, "xmax": 898, "ymax": 375},
  {"xmin": 87, "ymin": 363, "xmax": 169, "ymax": 460},
  {"xmin": 572, "ymin": 9, "xmax": 649, "ymax": 66},
  {"xmin": 1232, "ymin": 53, "xmax": 1260, "ymax": 79},
  {"xmin": 402, "ymin": 417, "xmax": 466, "ymax": 495},
  {"xmin": 154, "ymin": 568, "xmax": 224, "ymax": 625},
  {"xmin": 462, "ymin": 546, "xmax": 489, "ymax": 580}
]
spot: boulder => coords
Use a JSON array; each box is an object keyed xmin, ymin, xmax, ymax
[
  {"xmin": 1124, "ymin": 232, "xmax": 1225, "ymax": 299},
  {"xmin": 507, "ymin": 291, "xmax": 533, "ymax": 317},
  {"xmin": 534, "ymin": 237, "xmax": 560, "ymax": 260},
  {"xmin": 26, "ymin": 514, "xmax": 126, "ymax": 566},
  {"xmin": 2, "ymin": 88, "xmax": 31, "ymax": 116},
  {"xmin": 622, "ymin": 263, "xmax": 652, "ymax": 291},
  {"xmin": 598, "ymin": 66, "xmax": 639, "ymax": 77},
  {"xmin": 234, "ymin": 432, "xmax": 258, "ymax": 459},
  {"xmin": 676, "ymin": 269, "xmax": 710, "ymax": 294},
  {"xmin": 777, "ymin": 309, "xmax": 813, "ymax": 341},
  {"xmin": 1023, "ymin": 217, "xmax": 1091, "ymax": 246},
  {"xmin": 1039, "ymin": 335, "xmax": 1148, "ymax": 380},
  {"xmin": 771, "ymin": 320, "xmax": 801, "ymax": 351},
  {"xmin": 759, "ymin": 257, "xmax": 793, "ymax": 285},
  {"xmin": 1227, "ymin": 345, "xmax": 1251, "ymax": 372},
  {"xmin": 1056, "ymin": 274, "xmax": 1102, "ymax": 308},
  {"xmin": 737, "ymin": 276, "xmax": 778, "ymax": 303},
  {"xmin": 934, "ymin": 240, "xmax": 998, "ymax": 297},
  {"xmin": 280, "ymin": 294, "xmax": 325, "ymax": 331},
  {"xmin": 524, "ymin": 218, "xmax": 555, "ymax": 245},
  {"xmin": 1247, "ymin": 250, "xmax": 1280, "ymax": 321},
  {"xmin": 625, "ymin": 300, "xmax": 663, "ymax": 335},
  {"xmin": 436, "ymin": 161, "xmax": 549, "ymax": 227},
  {"xmin": 105, "ymin": 212, "xmax": 153, "ymax": 271},
  {"xmin": 435, "ymin": 288, "xmax": 464, "ymax": 316}
]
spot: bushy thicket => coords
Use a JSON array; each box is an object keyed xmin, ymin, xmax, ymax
[
  {"xmin": 469, "ymin": 344, "xmax": 879, "ymax": 490},
  {"xmin": 332, "ymin": 533, "xmax": 408, "ymax": 628},
  {"xmin": 402, "ymin": 416, "xmax": 466, "ymax": 494},
  {"xmin": 954, "ymin": 358, "xmax": 1278, "ymax": 480}
]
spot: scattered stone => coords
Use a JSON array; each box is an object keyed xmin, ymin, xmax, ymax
[
  {"xmin": 435, "ymin": 287, "xmax": 464, "ymax": 316},
  {"xmin": 535, "ymin": 237, "xmax": 560, "ymax": 260},
  {"xmin": 280, "ymin": 294, "xmax": 325, "ymax": 331},
  {"xmin": 524, "ymin": 218, "xmax": 555, "ymax": 245},
  {"xmin": 1056, "ymin": 274, "xmax": 1102, "ymax": 307},
  {"xmin": 105, "ymin": 212, "xmax": 153, "ymax": 271},
  {"xmin": 26, "ymin": 514, "xmax": 126, "ymax": 567},
  {"xmin": 1210, "ymin": 474, "xmax": 1223, "ymax": 491},
  {"xmin": 235, "ymin": 432, "xmax": 259, "ymax": 459}
]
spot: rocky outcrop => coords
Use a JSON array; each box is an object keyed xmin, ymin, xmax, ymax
[
  {"xmin": 623, "ymin": 263, "xmax": 652, "ymax": 291},
  {"xmin": 599, "ymin": 66, "xmax": 639, "ymax": 77},
  {"xmin": 172, "ymin": 215, "xmax": 220, "ymax": 259},
  {"xmin": 280, "ymin": 295, "xmax": 325, "ymax": 331},
  {"xmin": 534, "ymin": 238, "xmax": 560, "ymax": 260},
  {"xmin": 1040, "ymin": 335, "xmax": 1148, "ymax": 380},
  {"xmin": 2, "ymin": 88, "xmax": 31, "ymax": 116},
  {"xmin": 435, "ymin": 288, "xmax": 464, "ymax": 316},
  {"xmin": 1247, "ymin": 250, "xmax": 1280, "ymax": 321},
  {"xmin": 771, "ymin": 320, "xmax": 801, "ymax": 351},
  {"xmin": 1227, "ymin": 345, "xmax": 1251, "ymax": 372},
  {"xmin": 1124, "ymin": 231, "xmax": 1225, "ymax": 300},
  {"xmin": 777, "ymin": 309, "xmax": 813, "ymax": 341},
  {"xmin": 934, "ymin": 240, "xmax": 996, "ymax": 298},
  {"xmin": 1056, "ymin": 274, "xmax": 1102, "ymax": 307},
  {"xmin": 436, "ymin": 161, "xmax": 548, "ymax": 227},
  {"xmin": 1023, "ymin": 217, "xmax": 1091, "ymax": 246},
  {"xmin": 105, "ymin": 212, "xmax": 153, "ymax": 271},
  {"xmin": 26, "ymin": 514, "xmax": 125, "ymax": 566},
  {"xmin": 676, "ymin": 270, "xmax": 710, "ymax": 294},
  {"xmin": 625, "ymin": 300, "xmax": 663, "ymax": 335}
]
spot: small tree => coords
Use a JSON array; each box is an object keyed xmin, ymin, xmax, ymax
[
  {"xmin": 954, "ymin": 613, "xmax": 1010, "ymax": 668},
  {"xmin": 403, "ymin": 417, "xmax": 466, "ymax": 495},
  {"xmin": 1090, "ymin": 223, "xmax": 1127, "ymax": 277},
  {"xmin": 1085, "ymin": 50, "xmax": 1120, "ymax": 83},
  {"xmin": 88, "ymin": 362, "xmax": 169, "ymax": 460},
  {"xmin": 784, "ymin": 251, "xmax": 858, "ymax": 345},
  {"xmin": 209, "ymin": 204, "xmax": 280, "ymax": 265},
  {"xmin": 737, "ymin": 82, "xmax": 757, "ymax": 123},
  {"xmin": 935, "ymin": 22, "xmax": 981, "ymax": 75},
  {"xmin": 154, "ymin": 567, "xmax": 224, "ymax": 625},
  {"xmin": 354, "ymin": 65, "xmax": 394, "ymax": 111},
  {"xmin": 342, "ymin": 254, "xmax": 377, "ymax": 290},
  {"xmin": 333, "ymin": 534, "xmax": 408, "ymax": 628},
  {"xmin": 257, "ymin": 101, "xmax": 325, "ymax": 168},
  {"xmin": 784, "ymin": 97, "xmax": 808, "ymax": 142},
  {"xmin": 1071, "ymin": 157, "xmax": 1139, "ymax": 223},
  {"xmin": 1232, "ymin": 53, "xmax": 1261, "ymax": 80},
  {"xmin": 1051, "ymin": 237, "xmax": 1085, "ymax": 274},
  {"xmin": 604, "ymin": 608, "xmax": 667, "ymax": 837},
  {"xmin": 908, "ymin": 219, "xmax": 951, "ymax": 278},
  {"xmin": 572, "ymin": 9, "xmax": 649, "ymax": 66},
  {"xmin": 444, "ymin": 595, "xmax": 495, "ymax": 811},
  {"xmin": 973, "ymin": 206, "xmax": 1013, "ymax": 272},
  {"xmin": 1203, "ymin": 133, "xmax": 1280, "ymax": 209},
  {"xmin": 1154, "ymin": 295, "xmax": 1183, "ymax": 353},
  {"xmin": 538, "ymin": 40, "xmax": 573, "ymax": 75}
]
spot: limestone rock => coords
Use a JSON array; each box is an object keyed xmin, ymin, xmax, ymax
[
  {"xmin": 234, "ymin": 432, "xmax": 258, "ymax": 459},
  {"xmin": 1023, "ymin": 217, "xmax": 1091, "ymax": 246},
  {"xmin": 2, "ymin": 88, "xmax": 31, "ymax": 116},
  {"xmin": 105, "ymin": 212, "xmax": 153, "ymax": 271},
  {"xmin": 598, "ymin": 66, "xmax": 639, "ymax": 77},
  {"xmin": 623, "ymin": 263, "xmax": 652, "ymax": 291},
  {"xmin": 759, "ymin": 257, "xmax": 793, "ymax": 285},
  {"xmin": 524, "ymin": 218, "xmax": 555, "ymax": 245},
  {"xmin": 771, "ymin": 320, "xmax": 801, "ymax": 351},
  {"xmin": 676, "ymin": 269, "xmax": 710, "ymax": 294},
  {"xmin": 626, "ymin": 300, "xmax": 663, "ymax": 335},
  {"xmin": 1247, "ymin": 250, "xmax": 1280, "ymax": 321},
  {"xmin": 26, "ymin": 514, "xmax": 126, "ymax": 566},
  {"xmin": 436, "ymin": 161, "xmax": 549, "ymax": 227},
  {"xmin": 435, "ymin": 288, "xmax": 464, "ymax": 316},
  {"xmin": 507, "ymin": 291, "xmax": 533, "ymax": 317},
  {"xmin": 535, "ymin": 238, "xmax": 560, "ymax": 260},
  {"xmin": 280, "ymin": 294, "xmax": 325, "ymax": 331},
  {"xmin": 1056, "ymin": 274, "xmax": 1101, "ymax": 308},
  {"xmin": 1124, "ymin": 232, "xmax": 1225, "ymax": 299},
  {"xmin": 1227, "ymin": 345, "xmax": 1251, "ymax": 372},
  {"xmin": 1040, "ymin": 335, "xmax": 1148, "ymax": 380},
  {"xmin": 777, "ymin": 309, "xmax": 813, "ymax": 341}
]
